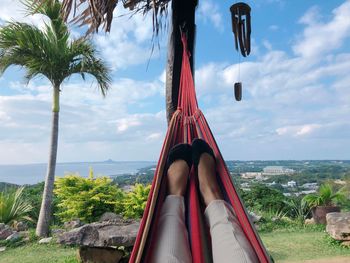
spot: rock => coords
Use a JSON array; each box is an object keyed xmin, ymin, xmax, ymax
[
  {"xmin": 305, "ymin": 218, "xmax": 315, "ymax": 225},
  {"xmin": 58, "ymin": 219, "xmax": 140, "ymax": 248},
  {"xmin": 13, "ymin": 221, "xmax": 28, "ymax": 232},
  {"xmin": 39, "ymin": 237, "xmax": 53, "ymax": 244},
  {"xmin": 249, "ymin": 212, "xmax": 262, "ymax": 223},
  {"xmin": 77, "ymin": 247, "xmax": 123, "ymax": 263},
  {"xmin": 341, "ymin": 241, "xmax": 350, "ymax": 247},
  {"xmin": 52, "ymin": 229, "xmax": 65, "ymax": 238},
  {"xmin": 6, "ymin": 231, "xmax": 21, "ymax": 241},
  {"xmin": 326, "ymin": 212, "xmax": 350, "ymax": 241},
  {"xmin": 99, "ymin": 212, "xmax": 123, "ymax": 222},
  {"xmin": 0, "ymin": 247, "xmax": 6, "ymax": 252},
  {"xmin": 0, "ymin": 226, "xmax": 13, "ymax": 240},
  {"xmin": 64, "ymin": 219, "xmax": 83, "ymax": 230}
]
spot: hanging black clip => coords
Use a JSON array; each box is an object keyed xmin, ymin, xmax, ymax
[{"xmin": 230, "ymin": 2, "xmax": 251, "ymax": 57}]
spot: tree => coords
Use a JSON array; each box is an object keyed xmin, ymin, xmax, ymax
[{"xmin": 0, "ymin": 0, "xmax": 111, "ymax": 237}]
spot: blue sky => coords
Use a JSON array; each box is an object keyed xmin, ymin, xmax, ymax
[{"xmin": 0, "ymin": 0, "xmax": 350, "ymax": 164}]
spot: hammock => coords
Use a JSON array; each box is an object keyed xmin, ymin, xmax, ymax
[{"xmin": 129, "ymin": 35, "xmax": 272, "ymax": 263}]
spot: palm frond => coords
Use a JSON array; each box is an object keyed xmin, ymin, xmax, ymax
[
  {"xmin": 0, "ymin": 0, "xmax": 111, "ymax": 92},
  {"xmin": 67, "ymin": 39, "xmax": 111, "ymax": 96},
  {"xmin": 57, "ymin": 0, "xmax": 171, "ymax": 35},
  {"xmin": 0, "ymin": 187, "xmax": 33, "ymax": 225}
]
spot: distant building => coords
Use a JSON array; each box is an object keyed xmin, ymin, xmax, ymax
[
  {"xmin": 241, "ymin": 172, "xmax": 263, "ymax": 179},
  {"xmin": 302, "ymin": 183, "xmax": 318, "ymax": 190},
  {"xmin": 287, "ymin": 180, "xmax": 297, "ymax": 188},
  {"xmin": 262, "ymin": 166, "xmax": 295, "ymax": 175}
]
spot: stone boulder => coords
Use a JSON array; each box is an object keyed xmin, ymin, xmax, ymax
[
  {"xmin": 99, "ymin": 212, "xmax": 123, "ymax": 222},
  {"xmin": 326, "ymin": 212, "xmax": 350, "ymax": 241},
  {"xmin": 5, "ymin": 231, "xmax": 21, "ymax": 241},
  {"xmin": 0, "ymin": 225, "xmax": 13, "ymax": 240},
  {"xmin": 77, "ymin": 247, "xmax": 123, "ymax": 263},
  {"xmin": 13, "ymin": 221, "xmax": 28, "ymax": 232},
  {"xmin": 249, "ymin": 212, "xmax": 262, "ymax": 223},
  {"xmin": 305, "ymin": 218, "xmax": 315, "ymax": 225},
  {"xmin": 64, "ymin": 219, "xmax": 83, "ymax": 230},
  {"xmin": 39, "ymin": 237, "xmax": 53, "ymax": 244},
  {"xmin": 58, "ymin": 218, "xmax": 140, "ymax": 248}
]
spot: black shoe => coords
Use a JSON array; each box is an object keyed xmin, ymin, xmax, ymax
[
  {"xmin": 166, "ymin": 143, "xmax": 193, "ymax": 170},
  {"xmin": 192, "ymin": 138, "xmax": 215, "ymax": 167}
]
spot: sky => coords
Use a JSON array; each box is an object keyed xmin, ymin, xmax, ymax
[{"xmin": 0, "ymin": 0, "xmax": 350, "ymax": 164}]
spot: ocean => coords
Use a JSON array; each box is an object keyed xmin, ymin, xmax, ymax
[{"xmin": 0, "ymin": 161, "xmax": 155, "ymax": 185}]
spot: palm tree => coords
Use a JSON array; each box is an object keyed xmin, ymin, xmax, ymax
[{"xmin": 0, "ymin": 0, "xmax": 111, "ymax": 237}]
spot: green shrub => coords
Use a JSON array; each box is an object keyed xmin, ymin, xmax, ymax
[
  {"xmin": 121, "ymin": 184, "xmax": 150, "ymax": 219},
  {"xmin": 0, "ymin": 187, "xmax": 33, "ymax": 225},
  {"xmin": 54, "ymin": 169, "xmax": 125, "ymax": 223},
  {"xmin": 241, "ymin": 185, "xmax": 287, "ymax": 212}
]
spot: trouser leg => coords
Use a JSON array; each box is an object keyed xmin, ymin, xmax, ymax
[
  {"xmin": 204, "ymin": 200, "xmax": 259, "ymax": 263},
  {"xmin": 151, "ymin": 195, "xmax": 192, "ymax": 263}
]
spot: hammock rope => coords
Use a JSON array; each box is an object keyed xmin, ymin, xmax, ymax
[{"xmin": 129, "ymin": 34, "xmax": 271, "ymax": 263}]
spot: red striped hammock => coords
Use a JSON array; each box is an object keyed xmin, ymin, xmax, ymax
[{"xmin": 129, "ymin": 35, "xmax": 272, "ymax": 263}]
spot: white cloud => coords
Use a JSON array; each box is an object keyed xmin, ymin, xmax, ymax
[
  {"xmin": 93, "ymin": 6, "xmax": 166, "ymax": 70},
  {"xmin": 0, "ymin": 75, "xmax": 166, "ymax": 164},
  {"xmin": 293, "ymin": 1, "xmax": 350, "ymax": 57},
  {"xmin": 198, "ymin": 0, "xmax": 224, "ymax": 32}
]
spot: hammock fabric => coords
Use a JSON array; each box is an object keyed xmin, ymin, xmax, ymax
[{"xmin": 129, "ymin": 35, "xmax": 271, "ymax": 263}]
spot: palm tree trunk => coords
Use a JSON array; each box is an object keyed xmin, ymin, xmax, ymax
[
  {"xmin": 36, "ymin": 86, "xmax": 60, "ymax": 237},
  {"xmin": 166, "ymin": 0, "xmax": 197, "ymax": 123}
]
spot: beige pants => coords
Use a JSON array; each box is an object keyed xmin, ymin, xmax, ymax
[{"xmin": 151, "ymin": 195, "xmax": 259, "ymax": 263}]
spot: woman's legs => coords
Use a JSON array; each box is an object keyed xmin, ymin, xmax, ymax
[
  {"xmin": 197, "ymin": 152, "xmax": 259, "ymax": 263},
  {"xmin": 150, "ymin": 159, "xmax": 192, "ymax": 263}
]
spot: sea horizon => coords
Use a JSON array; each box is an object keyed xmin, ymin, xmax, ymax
[
  {"xmin": 0, "ymin": 160, "xmax": 156, "ymax": 185},
  {"xmin": 1, "ymin": 159, "xmax": 349, "ymax": 186}
]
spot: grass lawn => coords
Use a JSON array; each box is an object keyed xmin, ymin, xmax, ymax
[
  {"xmin": 1, "ymin": 230, "xmax": 350, "ymax": 262},
  {"xmin": 260, "ymin": 230, "xmax": 350, "ymax": 262},
  {"xmin": 0, "ymin": 243, "xmax": 78, "ymax": 263}
]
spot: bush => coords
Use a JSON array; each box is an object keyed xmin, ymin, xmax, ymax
[
  {"xmin": 121, "ymin": 184, "xmax": 151, "ymax": 219},
  {"xmin": 54, "ymin": 169, "xmax": 125, "ymax": 223},
  {"xmin": 0, "ymin": 187, "xmax": 33, "ymax": 225},
  {"xmin": 241, "ymin": 185, "xmax": 287, "ymax": 212}
]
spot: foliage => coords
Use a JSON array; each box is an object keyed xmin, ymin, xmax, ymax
[
  {"xmin": 54, "ymin": 169, "xmax": 124, "ymax": 223},
  {"xmin": 241, "ymin": 184, "xmax": 287, "ymax": 212},
  {"xmin": 0, "ymin": 187, "xmax": 33, "ymax": 225},
  {"xmin": 22, "ymin": 183, "xmax": 44, "ymax": 223},
  {"xmin": 283, "ymin": 197, "xmax": 310, "ymax": 225},
  {"xmin": 121, "ymin": 184, "xmax": 151, "ymax": 219},
  {"xmin": 0, "ymin": 0, "xmax": 111, "ymax": 92},
  {"xmin": 0, "ymin": 234, "xmax": 25, "ymax": 248},
  {"xmin": 303, "ymin": 183, "xmax": 347, "ymax": 208}
]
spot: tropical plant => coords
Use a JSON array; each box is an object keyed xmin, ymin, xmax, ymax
[
  {"xmin": 121, "ymin": 183, "xmax": 150, "ymax": 219},
  {"xmin": 0, "ymin": 0, "xmax": 111, "ymax": 237},
  {"xmin": 284, "ymin": 198, "xmax": 310, "ymax": 225},
  {"xmin": 54, "ymin": 169, "xmax": 124, "ymax": 223},
  {"xmin": 303, "ymin": 183, "xmax": 347, "ymax": 208},
  {"xmin": 0, "ymin": 187, "xmax": 33, "ymax": 225}
]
